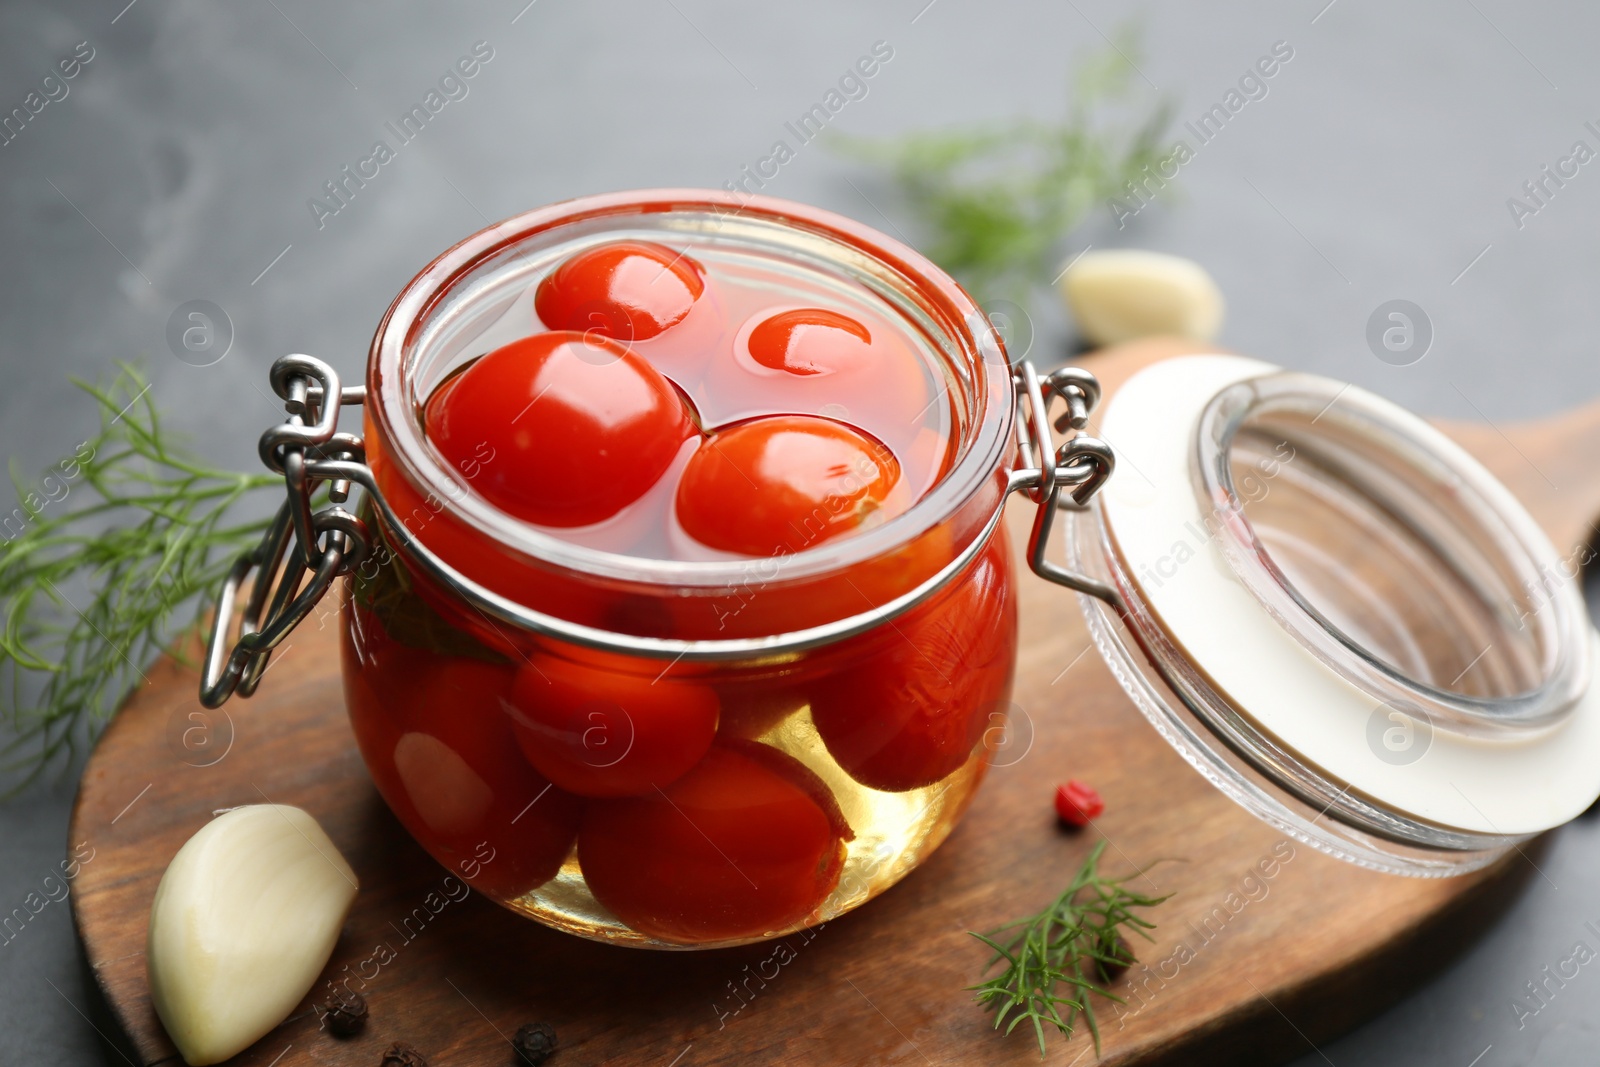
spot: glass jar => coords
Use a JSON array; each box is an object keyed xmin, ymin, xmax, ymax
[
  {"xmin": 200, "ymin": 190, "xmax": 1600, "ymax": 951},
  {"xmin": 202, "ymin": 190, "xmax": 1106, "ymax": 950}
]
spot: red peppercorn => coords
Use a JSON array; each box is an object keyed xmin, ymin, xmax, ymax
[{"xmin": 1054, "ymin": 780, "xmax": 1104, "ymax": 827}]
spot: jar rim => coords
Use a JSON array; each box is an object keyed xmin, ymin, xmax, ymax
[
  {"xmin": 1195, "ymin": 371, "xmax": 1589, "ymax": 736},
  {"xmin": 365, "ymin": 188, "xmax": 1014, "ymax": 590}
]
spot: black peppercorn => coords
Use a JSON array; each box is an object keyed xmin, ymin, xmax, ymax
[
  {"xmin": 1094, "ymin": 932, "xmax": 1135, "ymax": 984},
  {"xmin": 319, "ymin": 988, "xmax": 368, "ymax": 1037},
  {"xmin": 380, "ymin": 1042, "xmax": 429, "ymax": 1067},
  {"xmin": 512, "ymin": 1022, "xmax": 558, "ymax": 1065}
]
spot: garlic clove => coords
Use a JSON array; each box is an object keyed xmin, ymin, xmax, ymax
[
  {"xmin": 1058, "ymin": 250, "xmax": 1224, "ymax": 347},
  {"xmin": 147, "ymin": 804, "xmax": 358, "ymax": 1066}
]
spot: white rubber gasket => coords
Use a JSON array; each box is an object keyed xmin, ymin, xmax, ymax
[{"xmin": 1097, "ymin": 354, "xmax": 1600, "ymax": 836}]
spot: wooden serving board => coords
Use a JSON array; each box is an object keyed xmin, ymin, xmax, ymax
[{"xmin": 70, "ymin": 339, "xmax": 1600, "ymax": 1067}]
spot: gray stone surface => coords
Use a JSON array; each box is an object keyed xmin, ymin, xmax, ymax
[{"xmin": 2, "ymin": 0, "xmax": 1598, "ymax": 1063}]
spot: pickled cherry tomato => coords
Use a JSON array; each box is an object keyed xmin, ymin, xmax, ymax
[
  {"xmin": 746, "ymin": 308, "xmax": 872, "ymax": 376},
  {"xmin": 810, "ymin": 535, "xmax": 1017, "ymax": 792},
  {"xmin": 347, "ymin": 639, "xmax": 584, "ymax": 899},
  {"xmin": 534, "ymin": 240, "xmax": 704, "ymax": 342},
  {"xmin": 675, "ymin": 415, "xmax": 902, "ymax": 556},
  {"xmin": 709, "ymin": 303, "xmax": 936, "ymax": 454},
  {"xmin": 578, "ymin": 741, "xmax": 853, "ymax": 943},
  {"xmin": 426, "ymin": 332, "xmax": 695, "ymax": 528},
  {"xmin": 711, "ymin": 673, "xmax": 806, "ymax": 741},
  {"xmin": 507, "ymin": 653, "xmax": 719, "ymax": 798}
]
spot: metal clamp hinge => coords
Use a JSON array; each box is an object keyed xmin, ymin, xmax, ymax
[
  {"xmin": 199, "ymin": 355, "xmax": 371, "ymax": 708},
  {"xmin": 1007, "ymin": 360, "xmax": 1119, "ymax": 605}
]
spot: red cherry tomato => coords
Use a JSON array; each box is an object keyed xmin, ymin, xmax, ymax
[
  {"xmin": 578, "ymin": 741, "xmax": 853, "ymax": 943},
  {"xmin": 706, "ymin": 306, "xmax": 936, "ymax": 459},
  {"xmin": 507, "ymin": 652, "xmax": 720, "ymax": 798},
  {"xmin": 675, "ymin": 415, "xmax": 903, "ymax": 556},
  {"xmin": 425, "ymin": 332, "xmax": 696, "ymax": 528},
  {"xmin": 809, "ymin": 535, "xmax": 1017, "ymax": 792},
  {"xmin": 1054, "ymin": 780, "xmax": 1104, "ymax": 827},
  {"xmin": 535, "ymin": 240, "xmax": 704, "ymax": 342},
  {"xmin": 746, "ymin": 308, "xmax": 872, "ymax": 376},
  {"xmin": 341, "ymin": 625, "xmax": 584, "ymax": 900}
]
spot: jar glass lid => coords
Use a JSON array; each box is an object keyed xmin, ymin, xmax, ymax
[{"xmin": 1065, "ymin": 354, "xmax": 1600, "ymax": 876}]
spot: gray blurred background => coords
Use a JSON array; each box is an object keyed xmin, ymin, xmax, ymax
[{"xmin": 3, "ymin": 0, "xmax": 1599, "ymax": 1063}]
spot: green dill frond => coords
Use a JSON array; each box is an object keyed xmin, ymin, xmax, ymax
[
  {"xmin": 832, "ymin": 23, "xmax": 1174, "ymax": 308},
  {"xmin": 968, "ymin": 840, "xmax": 1171, "ymax": 1056},
  {"xmin": 0, "ymin": 364, "xmax": 279, "ymax": 788}
]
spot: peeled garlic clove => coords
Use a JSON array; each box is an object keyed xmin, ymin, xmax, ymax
[
  {"xmin": 1059, "ymin": 250, "xmax": 1224, "ymax": 347},
  {"xmin": 147, "ymin": 804, "xmax": 358, "ymax": 1066}
]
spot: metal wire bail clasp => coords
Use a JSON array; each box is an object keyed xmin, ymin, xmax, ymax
[
  {"xmin": 1008, "ymin": 361, "xmax": 1119, "ymax": 605},
  {"xmin": 199, "ymin": 355, "xmax": 372, "ymax": 708}
]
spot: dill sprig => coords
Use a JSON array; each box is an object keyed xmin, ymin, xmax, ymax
[
  {"xmin": 969, "ymin": 840, "xmax": 1169, "ymax": 1057},
  {"xmin": 833, "ymin": 25, "xmax": 1173, "ymax": 307},
  {"xmin": 0, "ymin": 364, "xmax": 279, "ymax": 786}
]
